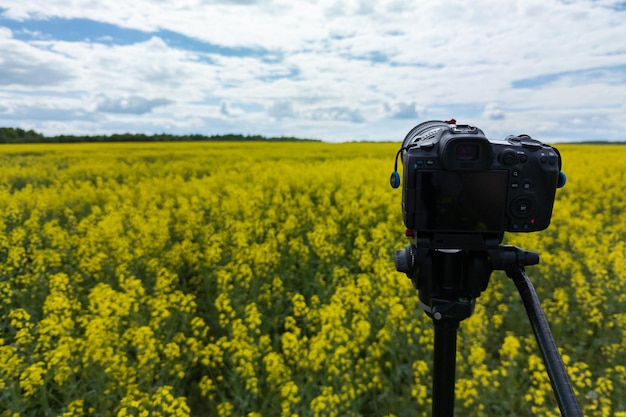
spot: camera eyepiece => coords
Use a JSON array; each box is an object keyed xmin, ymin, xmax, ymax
[{"xmin": 455, "ymin": 144, "xmax": 480, "ymax": 161}]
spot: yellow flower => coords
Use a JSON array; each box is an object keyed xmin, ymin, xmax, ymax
[
  {"xmin": 19, "ymin": 361, "xmax": 46, "ymax": 397},
  {"xmin": 61, "ymin": 399, "xmax": 85, "ymax": 417},
  {"xmin": 217, "ymin": 401, "xmax": 234, "ymax": 417}
]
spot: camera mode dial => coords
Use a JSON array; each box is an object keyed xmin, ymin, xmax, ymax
[{"xmin": 507, "ymin": 134, "xmax": 545, "ymax": 150}]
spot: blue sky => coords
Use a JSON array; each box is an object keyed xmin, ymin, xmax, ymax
[{"xmin": 1, "ymin": 0, "xmax": 626, "ymax": 142}]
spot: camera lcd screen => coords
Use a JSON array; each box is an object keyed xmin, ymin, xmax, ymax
[{"xmin": 417, "ymin": 171, "xmax": 508, "ymax": 232}]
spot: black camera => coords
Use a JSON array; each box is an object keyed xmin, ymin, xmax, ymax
[{"xmin": 390, "ymin": 120, "xmax": 565, "ymax": 248}]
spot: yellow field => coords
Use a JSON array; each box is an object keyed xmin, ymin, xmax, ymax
[{"xmin": 0, "ymin": 141, "xmax": 625, "ymax": 416}]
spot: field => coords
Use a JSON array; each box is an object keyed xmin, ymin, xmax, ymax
[{"xmin": 1, "ymin": 141, "xmax": 625, "ymax": 417}]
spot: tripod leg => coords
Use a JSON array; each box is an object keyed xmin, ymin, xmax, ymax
[
  {"xmin": 508, "ymin": 266, "xmax": 582, "ymax": 417},
  {"xmin": 432, "ymin": 319, "xmax": 459, "ymax": 417}
]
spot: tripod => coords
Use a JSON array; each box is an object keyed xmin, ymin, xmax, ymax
[{"xmin": 396, "ymin": 241, "xmax": 583, "ymax": 417}]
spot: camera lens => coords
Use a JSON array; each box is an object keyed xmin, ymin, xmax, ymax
[{"xmin": 455, "ymin": 144, "xmax": 479, "ymax": 161}]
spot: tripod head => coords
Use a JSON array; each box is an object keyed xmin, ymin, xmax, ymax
[{"xmin": 395, "ymin": 237, "xmax": 539, "ymax": 323}]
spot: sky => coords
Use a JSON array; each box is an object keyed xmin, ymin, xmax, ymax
[{"xmin": 1, "ymin": 0, "xmax": 626, "ymax": 142}]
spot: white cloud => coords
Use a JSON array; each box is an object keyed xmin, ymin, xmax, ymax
[
  {"xmin": 268, "ymin": 100, "xmax": 296, "ymax": 119},
  {"xmin": 0, "ymin": 28, "xmax": 77, "ymax": 87},
  {"xmin": 310, "ymin": 106, "xmax": 365, "ymax": 123},
  {"xmin": 220, "ymin": 101, "xmax": 247, "ymax": 118},
  {"xmin": 386, "ymin": 102, "xmax": 418, "ymax": 120},
  {"xmin": 0, "ymin": 0, "xmax": 625, "ymax": 141},
  {"xmin": 95, "ymin": 95, "xmax": 173, "ymax": 114},
  {"xmin": 483, "ymin": 103, "xmax": 505, "ymax": 121}
]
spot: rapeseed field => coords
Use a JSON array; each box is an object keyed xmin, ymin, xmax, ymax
[{"xmin": 0, "ymin": 141, "xmax": 625, "ymax": 416}]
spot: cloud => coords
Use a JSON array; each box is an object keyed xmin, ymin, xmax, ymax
[
  {"xmin": 220, "ymin": 101, "xmax": 246, "ymax": 118},
  {"xmin": 310, "ymin": 107, "xmax": 365, "ymax": 123},
  {"xmin": 511, "ymin": 64, "xmax": 626, "ymax": 89},
  {"xmin": 0, "ymin": 28, "xmax": 77, "ymax": 86},
  {"xmin": 0, "ymin": 1, "xmax": 626, "ymax": 141},
  {"xmin": 482, "ymin": 103, "xmax": 505, "ymax": 120},
  {"xmin": 385, "ymin": 102, "xmax": 418, "ymax": 119},
  {"xmin": 0, "ymin": 103, "xmax": 92, "ymax": 121},
  {"xmin": 95, "ymin": 95, "xmax": 173, "ymax": 114},
  {"xmin": 268, "ymin": 100, "xmax": 296, "ymax": 119},
  {"xmin": 0, "ymin": 49, "xmax": 74, "ymax": 86}
]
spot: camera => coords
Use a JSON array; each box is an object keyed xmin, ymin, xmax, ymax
[{"xmin": 390, "ymin": 120, "xmax": 565, "ymax": 249}]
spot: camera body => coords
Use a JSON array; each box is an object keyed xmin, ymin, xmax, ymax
[{"xmin": 397, "ymin": 120, "xmax": 563, "ymax": 247}]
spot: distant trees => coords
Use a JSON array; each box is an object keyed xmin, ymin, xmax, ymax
[
  {"xmin": 0, "ymin": 127, "xmax": 45, "ymax": 143},
  {"xmin": 0, "ymin": 127, "xmax": 319, "ymax": 143}
]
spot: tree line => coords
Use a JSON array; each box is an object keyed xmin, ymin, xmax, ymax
[{"xmin": 0, "ymin": 127, "xmax": 320, "ymax": 144}]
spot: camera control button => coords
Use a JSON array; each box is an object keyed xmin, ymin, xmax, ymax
[
  {"xmin": 511, "ymin": 182, "xmax": 519, "ymax": 189},
  {"xmin": 523, "ymin": 182, "xmax": 531, "ymax": 190},
  {"xmin": 512, "ymin": 169, "xmax": 521, "ymax": 178},
  {"xmin": 519, "ymin": 153, "xmax": 529, "ymax": 163},
  {"xmin": 512, "ymin": 197, "xmax": 533, "ymax": 218}
]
